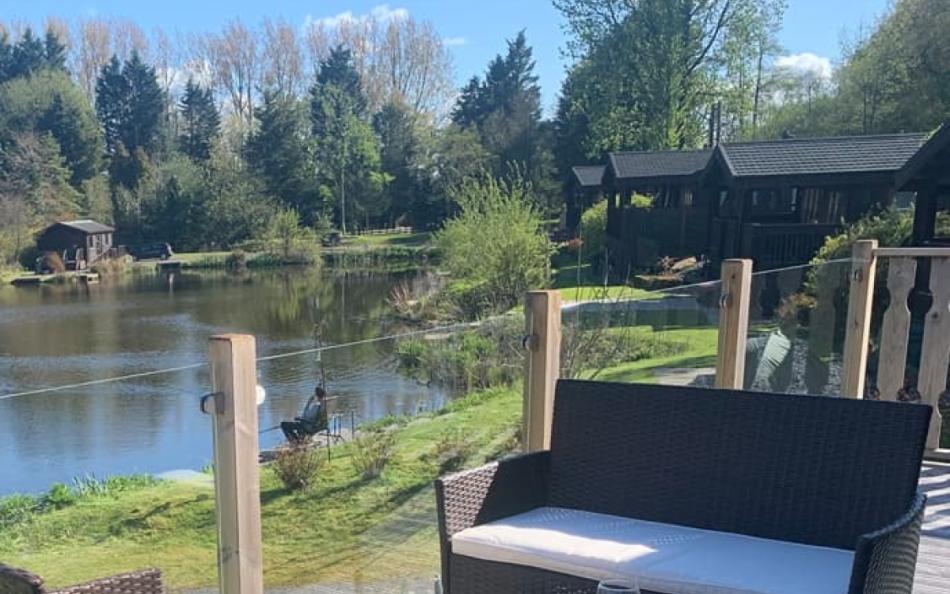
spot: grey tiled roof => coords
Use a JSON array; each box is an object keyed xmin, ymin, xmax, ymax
[
  {"xmin": 572, "ymin": 165, "xmax": 605, "ymax": 187},
  {"xmin": 719, "ymin": 133, "xmax": 928, "ymax": 178},
  {"xmin": 609, "ymin": 149, "xmax": 713, "ymax": 180},
  {"xmin": 58, "ymin": 220, "xmax": 115, "ymax": 234}
]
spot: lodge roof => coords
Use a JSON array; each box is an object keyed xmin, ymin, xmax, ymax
[
  {"xmin": 608, "ymin": 149, "xmax": 713, "ymax": 181},
  {"xmin": 896, "ymin": 124, "xmax": 950, "ymax": 189},
  {"xmin": 54, "ymin": 220, "xmax": 115, "ymax": 234},
  {"xmin": 718, "ymin": 133, "xmax": 928, "ymax": 179},
  {"xmin": 572, "ymin": 165, "xmax": 606, "ymax": 187}
]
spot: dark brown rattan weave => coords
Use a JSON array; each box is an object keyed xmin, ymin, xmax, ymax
[
  {"xmin": 435, "ymin": 380, "xmax": 932, "ymax": 594},
  {"xmin": 0, "ymin": 565, "xmax": 163, "ymax": 594}
]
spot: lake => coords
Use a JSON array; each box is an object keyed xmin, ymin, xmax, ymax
[{"xmin": 0, "ymin": 267, "xmax": 450, "ymax": 495}]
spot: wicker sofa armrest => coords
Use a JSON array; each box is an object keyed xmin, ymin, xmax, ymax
[
  {"xmin": 436, "ymin": 451, "xmax": 550, "ymax": 538},
  {"xmin": 50, "ymin": 569, "xmax": 164, "ymax": 594},
  {"xmin": 435, "ymin": 452, "xmax": 550, "ymax": 591},
  {"xmin": 848, "ymin": 494, "xmax": 926, "ymax": 594}
]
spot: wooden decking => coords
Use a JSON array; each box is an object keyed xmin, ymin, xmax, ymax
[{"xmin": 917, "ymin": 462, "xmax": 950, "ymax": 594}]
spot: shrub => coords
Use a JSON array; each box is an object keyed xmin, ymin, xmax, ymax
[
  {"xmin": 41, "ymin": 251, "xmax": 67, "ymax": 274},
  {"xmin": 435, "ymin": 172, "xmax": 552, "ymax": 316},
  {"xmin": 273, "ymin": 444, "xmax": 322, "ymax": 491},
  {"xmin": 350, "ymin": 430, "xmax": 396, "ymax": 480},
  {"xmin": 0, "ymin": 494, "xmax": 39, "ymax": 528},
  {"xmin": 44, "ymin": 482, "xmax": 75, "ymax": 509},
  {"xmin": 579, "ymin": 200, "xmax": 608, "ymax": 265},
  {"xmin": 266, "ymin": 207, "xmax": 320, "ymax": 264},
  {"xmin": 431, "ymin": 430, "xmax": 475, "ymax": 474},
  {"xmin": 225, "ymin": 249, "xmax": 248, "ymax": 272}
]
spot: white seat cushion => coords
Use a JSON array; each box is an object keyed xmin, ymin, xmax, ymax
[{"xmin": 451, "ymin": 507, "xmax": 854, "ymax": 594}]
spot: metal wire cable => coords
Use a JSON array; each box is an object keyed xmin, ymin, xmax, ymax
[{"xmin": 0, "ymin": 317, "xmax": 512, "ymax": 401}]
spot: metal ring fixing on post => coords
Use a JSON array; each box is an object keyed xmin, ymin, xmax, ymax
[
  {"xmin": 719, "ymin": 292, "xmax": 730, "ymax": 309},
  {"xmin": 522, "ymin": 335, "xmax": 533, "ymax": 351},
  {"xmin": 199, "ymin": 392, "xmax": 222, "ymax": 415},
  {"xmin": 852, "ymin": 268, "xmax": 863, "ymax": 282}
]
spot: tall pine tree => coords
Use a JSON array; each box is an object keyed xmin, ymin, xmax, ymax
[
  {"xmin": 245, "ymin": 92, "xmax": 318, "ymax": 222},
  {"xmin": 178, "ymin": 79, "xmax": 220, "ymax": 162}
]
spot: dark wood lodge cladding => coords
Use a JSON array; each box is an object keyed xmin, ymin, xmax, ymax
[
  {"xmin": 898, "ymin": 124, "xmax": 950, "ymax": 248},
  {"xmin": 600, "ymin": 131, "xmax": 934, "ymax": 272}
]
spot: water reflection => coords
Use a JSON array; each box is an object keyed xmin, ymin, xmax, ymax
[{"xmin": 0, "ymin": 268, "xmax": 448, "ymax": 494}]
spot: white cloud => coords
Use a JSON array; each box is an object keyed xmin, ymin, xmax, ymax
[
  {"xmin": 775, "ymin": 52, "xmax": 833, "ymax": 81},
  {"xmin": 304, "ymin": 4, "xmax": 409, "ymax": 30},
  {"xmin": 443, "ymin": 36, "xmax": 467, "ymax": 47}
]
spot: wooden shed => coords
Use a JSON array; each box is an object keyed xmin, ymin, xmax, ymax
[{"xmin": 36, "ymin": 220, "xmax": 115, "ymax": 271}]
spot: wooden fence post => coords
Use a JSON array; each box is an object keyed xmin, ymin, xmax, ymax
[
  {"xmin": 208, "ymin": 334, "xmax": 264, "ymax": 594},
  {"xmin": 841, "ymin": 240, "xmax": 878, "ymax": 398},
  {"xmin": 716, "ymin": 259, "xmax": 752, "ymax": 389},
  {"xmin": 523, "ymin": 291, "xmax": 562, "ymax": 452}
]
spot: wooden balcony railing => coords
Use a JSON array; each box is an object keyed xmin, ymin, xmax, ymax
[{"xmin": 743, "ymin": 222, "xmax": 841, "ymax": 270}]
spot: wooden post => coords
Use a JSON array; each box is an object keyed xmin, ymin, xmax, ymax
[
  {"xmin": 917, "ymin": 258, "xmax": 950, "ymax": 451},
  {"xmin": 841, "ymin": 240, "xmax": 878, "ymax": 398},
  {"xmin": 523, "ymin": 291, "xmax": 562, "ymax": 452},
  {"xmin": 208, "ymin": 334, "xmax": 264, "ymax": 594},
  {"xmin": 716, "ymin": 259, "xmax": 752, "ymax": 389}
]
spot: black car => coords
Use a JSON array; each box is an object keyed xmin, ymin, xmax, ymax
[
  {"xmin": 130, "ymin": 242, "xmax": 174, "ymax": 260},
  {"xmin": 321, "ymin": 231, "xmax": 342, "ymax": 247}
]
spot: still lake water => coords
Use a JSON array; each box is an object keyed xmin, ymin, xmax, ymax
[{"xmin": 0, "ymin": 268, "xmax": 450, "ymax": 495}]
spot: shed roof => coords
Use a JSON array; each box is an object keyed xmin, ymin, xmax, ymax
[
  {"xmin": 572, "ymin": 165, "xmax": 606, "ymax": 187},
  {"xmin": 718, "ymin": 133, "xmax": 927, "ymax": 179},
  {"xmin": 55, "ymin": 220, "xmax": 115, "ymax": 234},
  {"xmin": 609, "ymin": 149, "xmax": 713, "ymax": 181}
]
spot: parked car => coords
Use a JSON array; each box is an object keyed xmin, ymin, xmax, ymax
[{"xmin": 130, "ymin": 242, "xmax": 174, "ymax": 260}]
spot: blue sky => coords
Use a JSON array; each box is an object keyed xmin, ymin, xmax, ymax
[{"xmin": 7, "ymin": 0, "xmax": 892, "ymax": 112}]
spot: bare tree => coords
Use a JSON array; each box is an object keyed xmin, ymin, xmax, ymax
[
  {"xmin": 112, "ymin": 19, "xmax": 149, "ymax": 62},
  {"xmin": 75, "ymin": 18, "xmax": 112, "ymax": 101},
  {"xmin": 376, "ymin": 16, "xmax": 454, "ymax": 121},
  {"xmin": 206, "ymin": 19, "xmax": 258, "ymax": 129},
  {"xmin": 260, "ymin": 17, "xmax": 303, "ymax": 98}
]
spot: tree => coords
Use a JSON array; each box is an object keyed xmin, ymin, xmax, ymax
[
  {"xmin": 95, "ymin": 51, "xmax": 165, "ymax": 188},
  {"xmin": 0, "ymin": 71, "xmax": 102, "ymax": 188},
  {"xmin": 435, "ymin": 171, "xmax": 553, "ymax": 314},
  {"xmin": 205, "ymin": 19, "xmax": 258, "ymax": 129},
  {"xmin": 10, "ymin": 29, "xmax": 46, "ymax": 79},
  {"xmin": 245, "ymin": 92, "xmax": 318, "ymax": 222},
  {"xmin": 0, "ymin": 133, "xmax": 81, "ymax": 265},
  {"xmin": 43, "ymin": 28, "xmax": 67, "ymax": 72},
  {"xmin": 260, "ymin": 17, "xmax": 303, "ymax": 99},
  {"xmin": 374, "ymin": 100, "xmax": 420, "ymax": 224},
  {"xmin": 310, "ymin": 47, "xmax": 386, "ymax": 231},
  {"xmin": 451, "ymin": 31, "xmax": 552, "ymax": 200},
  {"xmin": 178, "ymin": 78, "xmax": 220, "ymax": 162}
]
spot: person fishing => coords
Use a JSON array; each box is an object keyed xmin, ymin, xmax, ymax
[{"xmin": 281, "ymin": 386, "xmax": 329, "ymax": 443}]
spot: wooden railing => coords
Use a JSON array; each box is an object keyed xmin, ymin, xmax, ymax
[
  {"xmin": 743, "ymin": 222, "xmax": 841, "ymax": 270},
  {"xmin": 842, "ymin": 240, "xmax": 950, "ymax": 456}
]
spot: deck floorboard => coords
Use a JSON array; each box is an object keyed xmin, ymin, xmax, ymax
[{"xmin": 916, "ymin": 462, "xmax": 950, "ymax": 594}]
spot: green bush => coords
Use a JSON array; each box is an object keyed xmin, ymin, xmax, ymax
[
  {"xmin": 436, "ymin": 172, "xmax": 552, "ymax": 316},
  {"xmin": 579, "ymin": 200, "xmax": 608, "ymax": 265},
  {"xmin": 0, "ymin": 494, "xmax": 39, "ymax": 528},
  {"xmin": 350, "ymin": 430, "xmax": 396, "ymax": 480},
  {"xmin": 430, "ymin": 430, "xmax": 475, "ymax": 474},
  {"xmin": 44, "ymin": 483, "xmax": 76, "ymax": 509},
  {"xmin": 273, "ymin": 444, "xmax": 323, "ymax": 491}
]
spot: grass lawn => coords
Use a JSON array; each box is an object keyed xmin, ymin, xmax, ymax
[
  {"xmin": 591, "ymin": 326, "xmax": 719, "ymax": 383},
  {"xmin": 0, "ymin": 387, "xmax": 521, "ymax": 592},
  {"xmin": 343, "ymin": 232, "xmax": 430, "ymax": 249}
]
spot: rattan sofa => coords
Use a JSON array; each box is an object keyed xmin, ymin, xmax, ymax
[
  {"xmin": 436, "ymin": 381, "xmax": 931, "ymax": 594},
  {"xmin": 0, "ymin": 564, "xmax": 163, "ymax": 594}
]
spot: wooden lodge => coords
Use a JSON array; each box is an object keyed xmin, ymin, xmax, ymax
[
  {"xmin": 599, "ymin": 131, "xmax": 931, "ymax": 272},
  {"xmin": 36, "ymin": 219, "xmax": 115, "ymax": 271},
  {"xmin": 603, "ymin": 149, "xmax": 712, "ymax": 268},
  {"xmin": 565, "ymin": 165, "xmax": 605, "ymax": 233}
]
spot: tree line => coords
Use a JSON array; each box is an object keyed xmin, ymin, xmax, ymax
[
  {"xmin": 551, "ymin": 0, "xmax": 950, "ymax": 184},
  {"xmin": 0, "ymin": 15, "xmax": 549, "ymax": 267}
]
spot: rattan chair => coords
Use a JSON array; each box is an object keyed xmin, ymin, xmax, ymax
[
  {"xmin": 436, "ymin": 380, "xmax": 931, "ymax": 594},
  {"xmin": 0, "ymin": 564, "xmax": 164, "ymax": 594}
]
